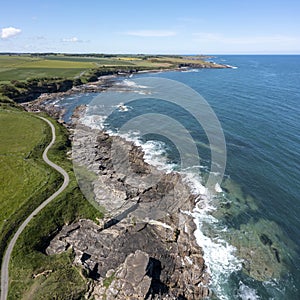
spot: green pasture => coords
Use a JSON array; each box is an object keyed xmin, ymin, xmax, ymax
[
  {"xmin": 0, "ymin": 55, "xmax": 96, "ymax": 82},
  {"xmin": 0, "ymin": 109, "xmax": 50, "ymax": 233},
  {"xmin": 0, "ymin": 54, "xmax": 186, "ymax": 83}
]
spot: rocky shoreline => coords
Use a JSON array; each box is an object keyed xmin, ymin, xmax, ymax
[
  {"xmin": 24, "ymin": 63, "xmax": 233, "ymax": 299},
  {"xmin": 45, "ymin": 114, "xmax": 212, "ymax": 299},
  {"xmin": 21, "ymin": 62, "xmax": 231, "ymax": 120},
  {"xmin": 21, "ymin": 75, "xmax": 118, "ymax": 121},
  {"xmin": 23, "ymin": 63, "xmax": 289, "ymax": 299}
]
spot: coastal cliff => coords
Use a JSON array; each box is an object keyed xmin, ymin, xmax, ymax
[{"xmin": 0, "ymin": 60, "xmax": 229, "ymax": 104}]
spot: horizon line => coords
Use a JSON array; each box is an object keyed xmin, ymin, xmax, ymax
[{"xmin": 0, "ymin": 52, "xmax": 300, "ymax": 56}]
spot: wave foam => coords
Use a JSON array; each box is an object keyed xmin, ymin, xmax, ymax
[
  {"xmin": 193, "ymin": 208, "xmax": 242, "ymax": 299},
  {"xmin": 238, "ymin": 281, "xmax": 261, "ymax": 300},
  {"xmin": 104, "ymin": 125, "xmax": 243, "ymax": 299},
  {"xmin": 79, "ymin": 99, "xmax": 243, "ymax": 300},
  {"xmin": 181, "ymin": 68, "xmax": 200, "ymax": 73},
  {"xmin": 117, "ymin": 79, "xmax": 149, "ymax": 89},
  {"xmin": 182, "ymin": 171, "xmax": 208, "ymax": 197},
  {"xmin": 184, "ymin": 170, "xmax": 242, "ymax": 299},
  {"xmin": 113, "ymin": 79, "xmax": 152, "ymax": 95},
  {"xmin": 226, "ymin": 64, "xmax": 238, "ymax": 69},
  {"xmin": 114, "ymin": 102, "xmax": 131, "ymax": 112},
  {"xmin": 109, "ymin": 131, "xmax": 176, "ymax": 173},
  {"xmin": 80, "ymin": 114, "xmax": 106, "ymax": 130}
]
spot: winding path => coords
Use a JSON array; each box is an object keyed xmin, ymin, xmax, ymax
[{"xmin": 1, "ymin": 116, "xmax": 70, "ymax": 300}]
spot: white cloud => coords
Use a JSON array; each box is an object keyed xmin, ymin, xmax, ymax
[
  {"xmin": 0, "ymin": 27, "xmax": 21, "ymax": 39},
  {"xmin": 62, "ymin": 37, "xmax": 79, "ymax": 42},
  {"xmin": 125, "ymin": 30, "xmax": 176, "ymax": 37}
]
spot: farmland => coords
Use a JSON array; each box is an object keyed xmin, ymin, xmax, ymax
[
  {"xmin": 0, "ymin": 53, "xmax": 214, "ymax": 83},
  {"xmin": 0, "ymin": 55, "xmax": 94, "ymax": 82},
  {"xmin": 0, "ymin": 54, "xmax": 155, "ymax": 83},
  {"xmin": 0, "ymin": 54, "xmax": 223, "ymax": 103}
]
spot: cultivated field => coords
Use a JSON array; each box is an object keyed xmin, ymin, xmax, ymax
[
  {"xmin": 0, "ymin": 54, "xmax": 211, "ymax": 83},
  {"xmin": 0, "ymin": 55, "xmax": 93, "ymax": 82},
  {"xmin": 0, "ymin": 54, "xmax": 168, "ymax": 83}
]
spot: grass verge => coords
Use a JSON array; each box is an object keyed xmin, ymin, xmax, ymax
[
  {"xmin": 0, "ymin": 105, "xmax": 102, "ymax": 299},
  {"xmin": 0, "ymin": 106, "xmax": 60, "ymax": 266}
]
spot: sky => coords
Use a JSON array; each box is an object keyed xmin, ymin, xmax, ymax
[{"xmin": 0, "ymin": 0, "xmax": 300, "ymax": 54}]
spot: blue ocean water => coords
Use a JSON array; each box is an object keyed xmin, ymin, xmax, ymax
[
  {"xmin": 135, "ymin": 56, "xmax": 300, "ymax": 299},
  {"xmin": 55, "ymin": 55, "xmax": 300, "ymax": 299}
]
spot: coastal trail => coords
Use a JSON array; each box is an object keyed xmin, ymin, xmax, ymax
[{"xmin": 0, "ymin": 116, "xmax": 70, "ymax": 300}]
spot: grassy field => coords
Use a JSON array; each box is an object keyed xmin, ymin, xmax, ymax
[
  {"xmin": 0, "ymin": 109, "xmax": 50, "ymax": 233},
  {"xmin": 0, "ymin": 53, "xmax": 217, "ymax": 104},
  {"xmin": 47, "ymin": 56, "xmax": 138, "ymax": 66},
  {"xmin": 0, "ymin": 105, "xmax": 102, "ymax": 299},
  {"xmin": 0, "ymin": 55, "xmax": 95, "ymax": 82},
  {"xmin": 0, "ymin": 54, "xmax": 164, "ymax": 83},
  {"xmin": 0, "ymin": 54, "xmax": 211, "ymax": 84}
]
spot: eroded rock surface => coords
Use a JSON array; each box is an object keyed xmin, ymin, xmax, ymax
[
  {"xmin": 47, "ymin": 125, "xmax": 211, "ymax": 299},
  {"xmin": 47, "ymin": 216, "xmax": 210, "ymax": 299},
  {"xmin": 72, "ymin": 125, "xmax": 194, "ymax": 221}
]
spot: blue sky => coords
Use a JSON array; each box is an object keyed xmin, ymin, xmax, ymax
[{"xmin": 0, "ymin": 0, "xmax": 300, "ymax": 54}]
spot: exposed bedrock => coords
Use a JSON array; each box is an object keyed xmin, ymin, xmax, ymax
[{"xmin": 47, "ymin": 125, "xmax": 211, "ymax": 299}]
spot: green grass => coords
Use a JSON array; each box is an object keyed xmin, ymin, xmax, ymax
[
  {"xmin": 45, "ymin": 55, "xmax": 106, "ymax": 63},
  {"xmin": 0, "ymin": 55, "xmax": 40, "ymax": 68},
  {"xmin": 45, "ymin": 55, "xmax": 136, "ymax": 66},
  {"xmin": 19, "ymin": 59, "xmax": 94, "ymax": 69},
  {"xmin": 9, "ymin": 250, "xmax": 87, "ymax": 300},
  {"xmin": 103, "ymin": 272, "xmax": 115, "ymax": 288},
  {"xmin": 0, "ymin": 67, "xmax": 88, "ymax": 82},
  {"xmin": 0, "ymin": 54, "xmax": 133, "ymax": 83},
  {"xmin": 0, "ymin": 55, "xmax": 96, "ymax": 82},
  {"xmin": 0, "ymin": 108, "xmax": 53, "ymax": 236},
  {"xmin": 0, "ymin": 109, "xmax": 102, "ymax": 299},
  {"xmin": 0, "ymin": 54, "xmax": 207, "ymax": 83}
]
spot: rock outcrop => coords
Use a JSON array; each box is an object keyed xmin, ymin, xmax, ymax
[
  {"xmin": 178, "ymin": 62, "xmax": 230, "ymax": 69},
  {"xmin": 101, "ymin": 250, "xmax": 152, "ymax": 300},
  {"xmin": 72, "ymin": 126, "xmax": 194, "ymax": 221},
  {"xmin": 47, "ymin": 124, "xmax": 211, "ymax": 299},
  {"xmin": 47, "ymin": 217, "xmax": 210, "ymax": 299}
]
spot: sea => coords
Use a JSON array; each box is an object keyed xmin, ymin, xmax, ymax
[{"xmin": 48, "ymin": 55, "xmax": 300, "ymax": 299}]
